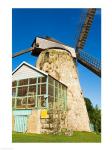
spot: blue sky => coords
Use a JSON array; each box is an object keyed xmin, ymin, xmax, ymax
[{"xmin": 12, "ymin": 8, "xmax": 101, "ymax": 107}]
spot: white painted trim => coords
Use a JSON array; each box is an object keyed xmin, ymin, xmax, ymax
[
  {"xmin": 12, "ymin": 61, "xmax": 48, "ymax": 76},
  {"xmin": 12, "ymin": 61, "xmax": 67, "ymax": 87}
]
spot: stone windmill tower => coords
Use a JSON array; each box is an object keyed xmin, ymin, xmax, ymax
[
  {"xmin": 12, "ymin": 9, "xmax": 101, "ymax": 132},
  {"xmin": 33, "ymin": 36, "xmax": 90, "ymax": 131}
]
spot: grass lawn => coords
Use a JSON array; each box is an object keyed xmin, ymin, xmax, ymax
[{"xmin": 12, "ymin": 131, "xmax": 101, "ymax": 143}]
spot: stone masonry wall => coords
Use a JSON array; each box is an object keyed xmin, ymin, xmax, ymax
[
  {"xmin": 27, "ymin": 110, "xmax": 41, "ymax": 134},
  {"xmin": 36, "ymin": 49, "xmax": 90, "ymax": 131}
]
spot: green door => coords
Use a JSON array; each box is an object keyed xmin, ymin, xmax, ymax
[{"xmin": 14, "ymin": 115, "xmax": 28, "ymax": 133}]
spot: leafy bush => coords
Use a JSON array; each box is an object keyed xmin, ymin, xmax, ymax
[{"xmin": 84, "ymin": 97, "xmax": 101, "ymax": 133}]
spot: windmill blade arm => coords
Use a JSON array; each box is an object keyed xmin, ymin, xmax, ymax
[
  {"xmin": 77, "ymin": 50, "xmax": 101, "ymax": 77},
  {"xmin": 75, "ymin": 8, "xmax": 96, "ymax": 52},
  {"xmin": 12, "ymin": 47, "xmax": 33, "ymax": 58}
]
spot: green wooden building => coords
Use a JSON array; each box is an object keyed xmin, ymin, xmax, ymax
[{"xmin": 12, "ymin": 62, "xmax": 67, "ymax": 133}]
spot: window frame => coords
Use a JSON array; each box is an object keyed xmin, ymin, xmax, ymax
[{"xmin": 12, "ymin": 75, "xmax": 48, "ymax": 109}]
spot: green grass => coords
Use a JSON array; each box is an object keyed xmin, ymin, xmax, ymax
[{"xmin": 12, "ymin": 131, "xmax": 101, "ymax": 143}]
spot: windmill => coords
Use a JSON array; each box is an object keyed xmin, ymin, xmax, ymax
[
  {"xmin": 12, "ymin": 8, "xmax": 101, "ymax": 77},
  {"xmin": 12, "ymin": 8, "xmax": 101, "ymax": 132}
]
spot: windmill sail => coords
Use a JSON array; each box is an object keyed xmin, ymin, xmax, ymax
[
  {"xmin": 74, "ymin": 8, "xmax": 101, "ymax": 77},
  {"xmin": 77, "ymin": 50, "xmax": 101, "ymax": 77},
  {"xmin": 75, "ymin": 8, "xmax": 96, "ymax": 52}
]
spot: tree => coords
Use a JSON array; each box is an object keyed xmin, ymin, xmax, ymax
[
  {"xmin": 92, "ymin": 105, "xmax": 101, "ymax": 133},
  {"xmin": 84, "ymin": 98, "xmax": 101, "ymax": 133}
]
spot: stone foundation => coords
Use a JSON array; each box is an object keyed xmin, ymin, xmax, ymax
[{"xmin": 27, "ymin": 110, "xmax": 41, "ymax": 134}]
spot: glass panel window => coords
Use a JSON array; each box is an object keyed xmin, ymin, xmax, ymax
[
  {"xmin": 62, "ymin": 86, "xmax": 64, "ymax": 97},
  {"xmin": 19, "ymin": 79, "xmax": 28, "ymax": 86},
  {"xmin": 59, "ymin": 83, "xmax": 62, "ymax": 98},
  {"xmin": 55, "ymin": 87, "xmax": 58, "ymax": 98},
  {"xmin": 16, "ymin": 98, "xmax": 22, "ymax": 108},
  {"xmin": 41, "ymin": 84, "xmax": 46, "ymax": 94},
  {"xmin": 64, "ymin": 87, "xmax": 67, "ymax": 98},
  {"xmin": 48, "ymin": 96, "xmax": 54, "ymax": 109},
  {"xmin": 22, "ymin": 97, "xmax": 27, "ymax": 105},
  {"xmin": 28, "ymin": 85, "xmax": 36, "ymax": 95},
  {"xmin": 12, "ymin": 98, "xmax": 15, "ymax": 108},
  {"xmin": 38, "ymin": 77, "xmax": 41, "ymax": 83},
  {"xmin": 48, "ymin": 84, "xmax": 54, "ymax": 96},
  {"xmin": 38, "ymin": 84, "xmax": 46, "ymax": 95},
  {"xmin": 38, "ymin": 96, "xmax": 46, "ymax": 107},
  {"xmin": 29, "ymin": 78, "xmax": 36, "ymax": 84},
  {"xmin": 12, "ymin": 81, "xmax": 17, "ymax": 87},
  {"xmin": 27, "ymin": 97, "xmax": 35, "ymax": 108},
  {"xmin": 48, "ymin": 76, "xmax": 54, "ymax": 85},
  {"xmin": 55, "ymin": 80, "xmax": 58, "ymax": 87},
  {"xmin": 41, "ymin": 96, "xmax": 46, "ymax": 107},
  {"xmin": 18, "ymin": 86, "xmax": 28, "ymax": 97},
  {"xmin": 41, "ymin": 77, "xmax": 46, "ymax": 83},
  {"xmin": 38, "ymin": 77, "xmax": 46, "ymax": 83},
  {"xmin": 12, "ymin": 88, "xmax": 16, "ymax": 97},
  {"xmin": 16, "ymin": 98, "xmax": 28, "ymax": 108},
  {"xmin": 38, "ymin": 85, "xmax": 41, "ymax": 95}
]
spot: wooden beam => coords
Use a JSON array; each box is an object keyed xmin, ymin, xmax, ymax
[{"xmin": 12, "ymin": 47, "xmax": 33, "ymax": 58}]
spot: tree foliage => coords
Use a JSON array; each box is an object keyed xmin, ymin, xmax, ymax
[{"xmin": 84, "ymin": 97, "xmax": 101, "ymax": 133}]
